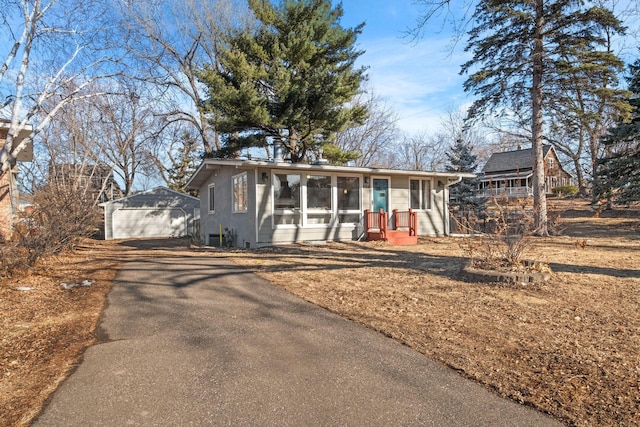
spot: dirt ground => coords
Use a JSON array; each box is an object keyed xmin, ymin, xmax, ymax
[{"xmin": 1, "ymin": 199, "xmax": 639, "ymax": 426}]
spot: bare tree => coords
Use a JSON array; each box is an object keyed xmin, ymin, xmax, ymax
[
  {"xmin": 395, "ymin": 131, "xmax": 449, "ymax": 171},
  {"xmin": 36, "ymin": 79, "xmax": 160, "ymax": 197},
  {"xmin": 332, "ymin": 91, "xmax": 399, "ymax": 167},
  {"xmin": 0, "ymin": 0, "xmax": 125, "ymax": 178},
  {"xmin": 37, "ymin": 93, "xmax": 119, "ymax": 204},
  {"xmin": 118, "ymin": 0, "xmax": 252, "ymax": 155},
  {"xmin": 91, "ymin": 85, "xmax": 160, "ymax": 195}
]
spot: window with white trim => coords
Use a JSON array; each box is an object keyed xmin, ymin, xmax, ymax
[
  {"xmin": 306, "ymin": 175, "xmax": 332, "ymax": 224},
  {"xmin": 232, "ymin": 173, "xmax": 248, "ymax": 212},
  {"xmin": 273, "ymin": 173, "xmax": 301, "ymax": 225},
  {"xmin": 410, "ymin": 179, "xmax": 431, "ymax": 210},
  {"xmin": 337, "ymin": 176, "xmax": 360, "ymax": 223},
  {"xmin": 208, "ymin": 184, "xmax": 215, "ymax": 213}
]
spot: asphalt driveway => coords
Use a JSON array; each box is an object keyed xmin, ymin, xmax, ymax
[{"xmin": 34, "ymin": 255, "xmax": 560, "ymax": 426}]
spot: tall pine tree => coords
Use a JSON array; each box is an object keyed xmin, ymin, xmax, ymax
[
  {"xmin": 595, "ymin": 59, "xmax": 640, "ymax": 204},
  {"xmin": 198, "ymin": 0, "xmax": 367, "ymax": 163},
  {"xmin": 459, "ymin": 0, "xmax": 624, "ymax": 235}
]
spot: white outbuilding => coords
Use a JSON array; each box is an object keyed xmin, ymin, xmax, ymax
[{"xmin": 100, "ymin": 187, "xmax": 200, "ymax": 240}]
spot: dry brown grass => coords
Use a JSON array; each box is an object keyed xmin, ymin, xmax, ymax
[{"xmin": 1, "ymin": 200, "xmax": 639, "ymax": 426}]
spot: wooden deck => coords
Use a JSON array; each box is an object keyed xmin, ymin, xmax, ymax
[{"xmin": 364, "ymin": 209, "xmax": 418, "ymax": 245}]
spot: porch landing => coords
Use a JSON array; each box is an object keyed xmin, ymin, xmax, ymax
[
  {"xmin": 365, "ymin": 209, "xmax": 418, "ymax": 246},
  {"xmin": 367, "ymin": 230, "xmax": 418, "ymax": 245}
]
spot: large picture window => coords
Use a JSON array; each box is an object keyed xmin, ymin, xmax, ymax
[
  {"xmin": 271, "ymin": 172, "xmax": 362, "ymax": 227},
  {"xmin": 306, "ymin": 175, "xmax": 332, "ymax": 224},
  {"xmin": 273, "ymin": 173, "xmax": 301, "ymax": 225},
  {"xmin": 410, "ymin": 179, "xmax": 431, "ymax": 210},
  {"xmin": 232, "ymin": 173, "xmax": 248, "ymax": 212},
  {"xmin": 337, "ymin": 176, "xmax": 360, "ymax": 223}
]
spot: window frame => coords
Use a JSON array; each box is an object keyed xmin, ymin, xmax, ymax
[
  {"xmin": 232, "ymin": 172, "xmax": 248, "ymax": 213},
  {"xmin": 208, "ymin": 183, "xmax": 215, "ymax": 213},
  {"xmin": 271, "ymin": 171, "xmax": 362, "ymax": 228},
  {"xmin": 409, "ymin": 178, "xmax": 432, "ymax": 211},
  {"xmin": 272, "ymin": 172, "xmax": 302, "ymax": 226},
  {"xmin": 305, "ymin": 174, "xmax": 333, "ymax": 226},
  {"xmin": 336, "ymin": 175, "xmax": 362, "ymax": 224}
]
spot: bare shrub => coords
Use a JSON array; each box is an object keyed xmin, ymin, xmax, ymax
[
  {"xmin": 459, "ymin": 196, "xmax": 542, "ymax": 270},
  {"xmin": 2, "ymin": 183, "xmax": 100, "ymax": 277}
]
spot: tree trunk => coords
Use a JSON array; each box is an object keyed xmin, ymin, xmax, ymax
[
  {"xmin": 532, "ymin": 0, "xmax": 548, "ymax": 235},
  {"xmin": 572, "ymin": 156, "xmax": 588, "ymax": 197}
]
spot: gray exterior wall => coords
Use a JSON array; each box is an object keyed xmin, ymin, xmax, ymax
[
  {"xmin": 200, "ymin": 166, "xmax": 259, "ymax": 248},
  {"xmin": 103, "ymin": 187, "xmax": 199, "ymax": 240},
  {"xmin": 386, "ymin": 175, "xmax": 447, "ymax": 236},
  {"xmin": 197, "ymin": 165, "xmax": 452, "ymax": 248}
]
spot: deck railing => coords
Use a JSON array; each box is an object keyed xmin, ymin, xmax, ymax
[
  {"xmin": 392, "ymin": 209, "xmax": 417, "ymax": 236},
  {"xmin": 477, "ymin": 187, "xmax": 533, "ymax": 198},
  {"xmin": 364, "ymin": 209, "xmax": 417, "ymax": 239},
  {"xmin": 364, "ymin": 209, "xmax": 388, "ymax": 239}
]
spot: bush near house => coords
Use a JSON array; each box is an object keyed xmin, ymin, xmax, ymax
[
  {"xmin": 1, "ymin": 183, "xmax": 100, "ymax": 278},
  {"xmin": 552, "ymin": 185, "xmax": 578, "ymax": 197}
]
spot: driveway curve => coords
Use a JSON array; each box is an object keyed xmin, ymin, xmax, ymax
[{"xmin": 34, "ymin": 255, "xmax": 560, "ymax": 426}]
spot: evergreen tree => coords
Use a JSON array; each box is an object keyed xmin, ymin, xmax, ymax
[
  {"xmin": 460, "ymin": 0, "xmax": 624, "ymax": 235},
  {"xmin": 594, "ymin": 59, "xmax": 640, "ymax": 204},
  {"xmin": 446, "ymin": 139, "xmax": 486, "ymax": 224},
  {"xmin": 198, "ymin": 0, "xmax": 367, "ymax": 163}
]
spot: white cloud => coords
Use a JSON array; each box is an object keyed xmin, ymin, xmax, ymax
[{"xmin": 356, "ymin": 34, "xmax": 472, "ymax": 135}]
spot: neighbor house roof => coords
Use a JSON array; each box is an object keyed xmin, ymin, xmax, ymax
[
  {"xmin": 186, "ymin": 159, "xmax": 476, "ymax": 190},
  {"xmin": 0, "ymin": 119, "xmax": 34, "ymax": 162},
  {"xmin": 482, "ymin": 145, "xmax": 552, "ymax": 174}
]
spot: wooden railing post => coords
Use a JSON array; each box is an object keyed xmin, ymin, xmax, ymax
[
  {"xmin": 408, "ymin": 208, "xmax": 417, "ymax": 236},
  {"xmin": 392, "ymin": 209, "xmax": 398, "ymax": 230},
  {"xmin": 364, "ymin": 209, "xmax": 370, "ymax": 232},
  {"xmin": 379, "ymin": 208, "xmax": 387, "ymax": 239}
]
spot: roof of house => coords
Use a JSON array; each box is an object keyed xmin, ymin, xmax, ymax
[
  {"xmin": 99, "ymin": 186, "xmax": 199, "ymax": 207},
  {"xmin": 482, "ymin": 145, "xmax": 552, "ymax": 174},
  {"xmin": 186, "ymin": 159, "xmax": 476, "ymax": 190},
  {"xmin": 0, "ymin": 119, "xmax": 34, "ymax": 161}
]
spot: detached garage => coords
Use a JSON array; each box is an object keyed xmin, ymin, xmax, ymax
[{"xmin": 101, "ymin": 187, "xmax": 200, "ymax": 240}]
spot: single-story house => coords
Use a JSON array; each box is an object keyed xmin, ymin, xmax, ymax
[
  {"xmin": 186, "ymin": 158, "xmax": 474, "ymax": 248},
  {"xmin": 100, "ymin": 187, "xmax": 200, "ymax": 240},
  {"xmin": 478, "ymin": 145, "xmax": 572, "ymax": 198},
  {"xmin": 0, "ymin": 119, "xmax": 33, "ymax": 242}
]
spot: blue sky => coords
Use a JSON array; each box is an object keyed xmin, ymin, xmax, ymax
[
  {"xmin": 338, "ymin": 0, "xmax": 640, "ymax": 136},
  {"xmin": 339, "ymin": 1, "xmax": 473, "ymax": 135}
]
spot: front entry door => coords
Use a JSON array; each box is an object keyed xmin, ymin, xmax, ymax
[{"xmin": 372, "ymin": 178, "xmax": 389, "ymax": 212}]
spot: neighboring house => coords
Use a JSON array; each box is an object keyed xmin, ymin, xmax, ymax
[
  {"xmin": 49, "ymin": 163, "xmax": 123, "ymax": 204},
  {"xmin": 100, "ymin": 187, "xmax": 200, "ymax": 240},
  {"xmin": 478, "ymin": 145, "xmax": 572, "ymax": 198},
  {"xmin": 186, "ymin": 158, "xmax": 474, "ymax": 248},
  {"xmin": 0, "ymin": 119, "xmax": 33, "ymax": 242}
]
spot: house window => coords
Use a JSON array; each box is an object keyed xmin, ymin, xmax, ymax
[
  {"xmin": 232, "ymin": 173, "xmax": 247, "ymax": 212},
  {"xmin": 337, "ymin": 176, "xmax": 361, "ymax": 223},
  {"xmin": 273, "ymin": 173, "xmax": 301, "ymax": 225},
  {"xmin": 306, "ymin": 175, "xmax": 332, "ymax": 224},
  {"xmin": 410, "ymin": 179, "xmax": 431, "ymax": 210},
  {"xmin": 208, "ymin": 184, "xmax": 215, "ymax": 213},
  {"xmin": 548, "ymin": 158, "xmax": 554, "ymax": 168}
]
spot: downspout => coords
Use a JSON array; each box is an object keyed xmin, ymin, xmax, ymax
[{"xmin": 254, "ymin": 168, "xmax": 259, "ymax": 249}]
